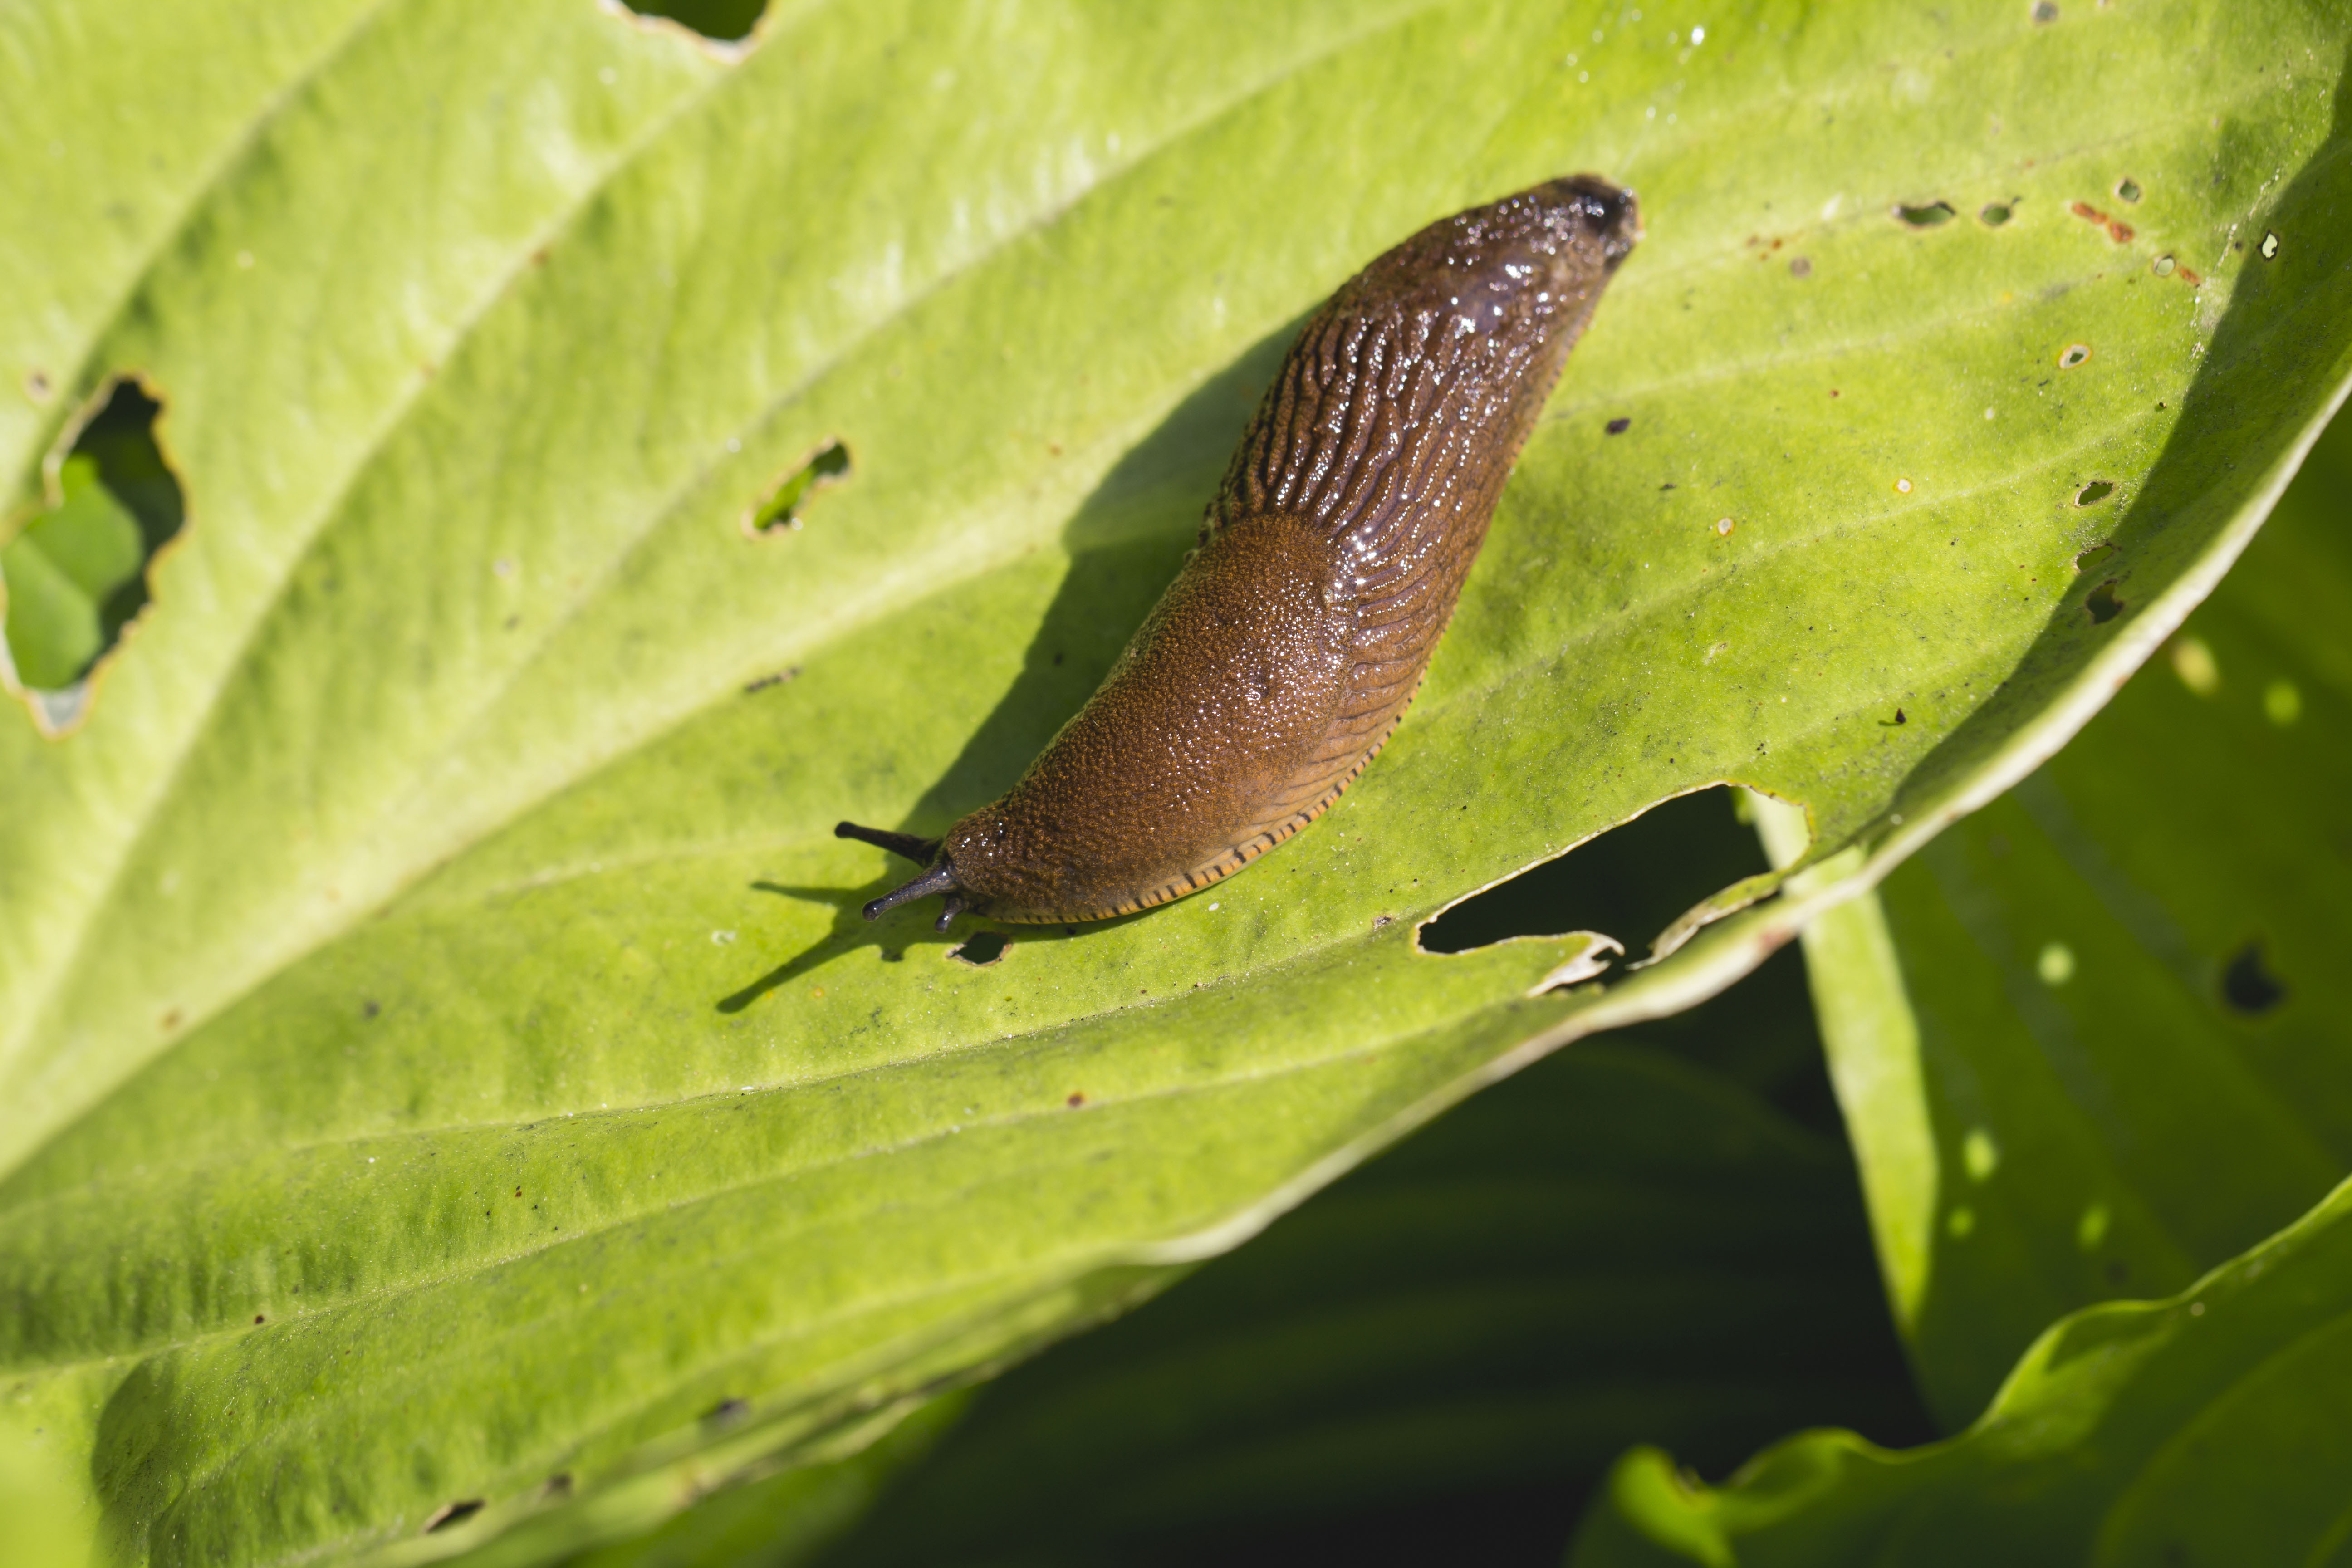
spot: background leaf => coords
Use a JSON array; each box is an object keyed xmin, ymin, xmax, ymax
[
  {"xmin": 1569, "ymin": 378, "xmax": 2352, "ymax": 1564},
  {"xmin": 3, "ymin": 2, "xmax": 2348, "ymax": 1563},
  {"xmin": 1570, "ymin": 1166, "xmax": 2352, "ymax": 1567},
  {"xmin": 1759, "ymin": 403, "xmax": 2352, "ymax": 1427}
]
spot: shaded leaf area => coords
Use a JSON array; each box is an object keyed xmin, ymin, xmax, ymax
[
  {"xmin": 1792, "ymin": 402, "xmax": 2352, "ymax": 1428},
  {"xmin": 804, "ymin": 985, "xmax": 1930, "ymax": 1568},
  {"xmin": 1570, "ymin": 1167, "xmax": 2352, "ymax": 1568},
  {"xmin": 0, "ymin": 381, "xmax": 182, "ymax": 708},
  {"xmin": 557, "ymin": 798, "xmax": 1924, "ymax": 1568},
  {"xmin": 2, "ymin": 4, "xmax": 2349, "ymax": 1566},
  {"xmin": 623, "ymin": 0, "xmax": 770, "ymax": 45}
]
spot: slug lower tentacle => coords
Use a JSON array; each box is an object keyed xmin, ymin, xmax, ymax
[{"xmin": 842, "ymin": 175, "xmax": 1638, "ymax": 929}]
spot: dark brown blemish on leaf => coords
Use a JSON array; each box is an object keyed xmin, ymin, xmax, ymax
[
  {"xmin": 1606, "ymin": 416, "xmax": 1632, "ymax": 434},
  {"xmin": 1067, "ymin": 1092, "xmax": 1086, "ymax": 1108},
  {"xmin": 2066, "ymin": 200, "xmax": 2134, "ymax": 243},
  {"xmin": 2222, "ymin": 942, "xmax": 2288, "ymax": 1014}
]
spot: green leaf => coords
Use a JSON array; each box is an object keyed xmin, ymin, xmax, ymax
[
  {"xmin": 1568, "ymin": 1165, "xmax": 2352, "ymax": 1567},
  {"xmin": 3, "ymin": 3, "xmax": 2347, "ymax": 1563},
  {"xmin": 809, "ymin": 979, "xmax": 1925, "ymax": 1568},
  {"xmin": 1, "ymin": 382, "xmax": 183, "ymax": 717},
  {"xmin": 2, "ymin": 455, "xmax": 144, "ymax": 690},
  {"xmin": 1756, "ymin": 402, "xmax": 2352, "ymax": 1427},
  {"xmin": 577, "ymin": 796, "xmax": 1924, "ymax": 1568}
]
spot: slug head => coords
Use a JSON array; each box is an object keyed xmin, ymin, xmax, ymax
[
  {"xmin": 836, "ymin": 821, "xmax": 972, "ymax": 932},
  {"xmin": 1335, "ymin": 175, "xmax": 1639, "ymax": 344}
]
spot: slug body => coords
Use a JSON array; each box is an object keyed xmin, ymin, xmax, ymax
[{"xmin": 843, "ymin": 176, "xmax": 1638, "ymax": 930}]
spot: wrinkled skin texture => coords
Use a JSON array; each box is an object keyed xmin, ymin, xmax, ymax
[{"xmin": 859, "ymin": 175, "xmax": 1639, "ymax": 926}]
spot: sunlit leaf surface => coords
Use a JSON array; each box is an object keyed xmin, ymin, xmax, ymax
[{"xmin": 1, "ymin": 1, "xmax": 2345, "ymax": 1561}]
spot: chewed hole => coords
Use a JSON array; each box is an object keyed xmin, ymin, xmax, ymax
[
  {"xmin": 2115, "ymin": 177, "xmax": 2142, "ymax": 203},
  {"xmin": 745, "ymin": 438, "xmax": 851, "ymax": 535},
  {"xmin": 2222, "ymin": 941, "xmax": 2288, "ymax": 1014},
  {"xmin": 2059, "ymin": 343, "xmax": 2092, "ymax": 369},
  {"xmin": 2151, "ymin": 254, "xmax": 2176, "ymax": 277},
  {"xmin": 422, "ymin": 1500, "xmax": 485, "ymax": 1534},
  {"xmin": 2084, "ymin": 579, "xmax": 2125, "ymax": 623},
  {"xmin": 618, "ymin": 0, "xmax": 766, "ymax": 41},
  {"xmin": 1979, "ymin": 203, "xmax": 2014, "ymax": 226},
  {"xmin": 2260, "ymin": 230, "xmax": 2281, "ymax": 260},
  {"xmin": 2, "ymin": 378, "xmax": 186, "ymax": 732},
  {"xmin": 1892, "ymin": 201, "xmax": 1956, "ymax": 228},
  {"xmin": 2031, "ymin": 0, "xmax": 2058, "ymax": 20},
  {"xmin": 1416, "ymin": 787, "xmax": 1767, "ymax": 962},
  {"xmin": 949, "ymin": 931, "xmax": 1009, "ymax": 966},
  {"xmin": 2074, "ymin": 480, "xmax": 2115, "ymax": 506}
]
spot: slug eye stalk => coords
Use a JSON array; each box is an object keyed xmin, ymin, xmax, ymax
[{"xmin": 836, "ymin": 822, "xmax": 966, "ymax": 931}]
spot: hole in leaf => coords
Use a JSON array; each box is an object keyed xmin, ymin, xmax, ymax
[
  {"xmin": 2074, "ymin": 480, "xmax": 2115, "ymax": 506},
  {"xmin": 422, "ymin": 1500, "xmax": 484, "ymax": 1534},
  {"xmin": 2260, "ymin": 230, "xmax": 2281, "ymax": 260},
  {"xmin": 620, "ymin": 0, "xmax": 766, "ymax": 41},
  {"xmin": 2084, "ymin": 579, "xmax": 2125, "ymax": 623},
  {"xmin": 1979, "ymin": 203, "xmax": 2013, "ymax": 226},
  {"xmin": 2, "ymin": 379, "xmax": 186, "ymax": 729},
  {"xmin": 949, "ymin": 931, "xmax": 1009, "ymax": 967},
  {"xmin": 2222, "ymin": 941, "xmax": 2288, "ymax": 1014},
  {"xmin": 2151, "ymin": 254, "xmax": 2176, "ymax": 277},
  {"xmin": 2031, "ymin": 0, "xmax": 2058, "ymax": 20},
  {"xmin": 1892, "ymin": 201, "xmax": 1955, "ymax": 228},
  {"xmin": 2058, "ymin": 343, "xmax": 2092, "ymax": 369},
  {"xmin": 2115, "ymin": 177, "xmax": 2142, "ymax": 203},
  {"xmin": 1417, "ymin": 787, "xmax": 1767, "ymax": 959},
  {"xmin": 743, "ymin": 439, "xmax": 850, "ymax": 536}
]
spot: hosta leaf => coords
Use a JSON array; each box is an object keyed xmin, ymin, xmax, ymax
[
  {"xmin": 2, "ymin": 1, "xmax": 2346, "ymax": 1563},
  {"xmin": 1753, "ymin": 404, "xmax": 2352, "ymax": 1428},
  {"xmin": 1568, "ymin": 1165, "xmax": 2352, "ymax": 1567},
  {"xmin": 573, "ymin": 797, "xmax": 1923, "ymax": 1568},
  {"xmin": 808, "ymin": 975, "xmax": 1926, "ymax": 1568}
]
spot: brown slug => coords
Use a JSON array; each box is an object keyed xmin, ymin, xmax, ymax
[{"xmin": 839, "ymin": 175, "xmax": 1639, "ymax": 931}]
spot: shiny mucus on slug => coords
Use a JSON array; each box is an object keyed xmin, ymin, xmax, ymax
[{"xmin": 840, "ymin": 175, "xmax": 1639, "ymax": 931}]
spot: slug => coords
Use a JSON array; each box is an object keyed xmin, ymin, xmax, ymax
[{"xmin": 839, "ymin": 174, "xmax": 1639, "ymax": 931}]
